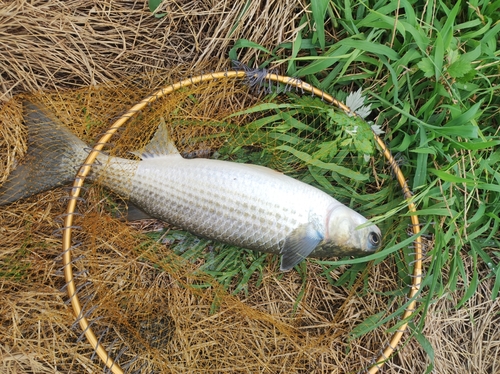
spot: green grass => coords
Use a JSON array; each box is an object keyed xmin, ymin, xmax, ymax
[
  {"xmin": 134, "ymin": 1, "xmax": 499, "ymax": 368},
  {"xmin": 223, "ymin": 0, "xmax": 500, "ymax": 368},
  {"xmin": 143, "ymin": 229, "xmax": 269, "ymax": 297},
  {"xmin": 1, "ymin": 228, "xmax": 34, "ymax": 281}
]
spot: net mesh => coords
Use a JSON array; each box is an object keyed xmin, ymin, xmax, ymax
[{"xmin": 1, "ymin": 71, "xmax": 419, "ymax": 373}]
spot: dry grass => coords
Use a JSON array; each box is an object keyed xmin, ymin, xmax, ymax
[
  {"xmin": 0, "ymin": 0, "xmax": 304, "ymax": 101},
  {"xmin": 422, "ymin": 268, "xmax": 500, "ymax": 374},
  {"xmin": 1, "ymin": 1, "xmax": 499, "ymax": 373},
  {"xmin": 0, "ymin": 98, "xmax": 25, "ymax": 185},
  {"xmin": 0, "ymin": 191, "xmax": 411, "ymax": 373}
]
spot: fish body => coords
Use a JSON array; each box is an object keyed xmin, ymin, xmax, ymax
[{"xmin": 0, "ymin": 102, "xmax": 382, "ymax": 271}]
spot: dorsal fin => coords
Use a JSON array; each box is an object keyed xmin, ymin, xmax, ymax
[{"xmin": 131, "ymin": 118, "xmax": 180, "ymax": 159}]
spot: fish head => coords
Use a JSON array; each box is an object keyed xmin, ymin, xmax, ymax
[{"xmin": 319, "ymin": 204, "xmax": 382, "ymax": 257}]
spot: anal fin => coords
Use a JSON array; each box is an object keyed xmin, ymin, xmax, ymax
[{"xmin": 113, "ymin": 201, "xmax": 155, "ymax": 221}]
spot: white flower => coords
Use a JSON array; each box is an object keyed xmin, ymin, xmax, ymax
[
  {"xmin": 370, "ymin": 124, "xmax": 385, "ymax": 135},
  {"xmin": 346, "ymin": 88, "xmax": 372, "ymax": 119}
]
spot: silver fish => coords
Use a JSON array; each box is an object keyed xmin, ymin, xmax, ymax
[{"xmin": 0, "ymin": 102, "xmax": 382, "ymax": 271}]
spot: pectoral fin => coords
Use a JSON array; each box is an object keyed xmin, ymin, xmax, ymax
[{"xmin": 280, "ymin": 223, "xmax": 323, "ymax": 272}]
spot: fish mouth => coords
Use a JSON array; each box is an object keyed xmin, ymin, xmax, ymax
[{"xmin": 308, "ymin": 243, "xmax": 374, "ymax": 258}]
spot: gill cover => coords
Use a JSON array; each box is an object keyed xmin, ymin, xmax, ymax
[{"xmin": 325, "ymin": 204, "xmax": 382, "ymax": 255}]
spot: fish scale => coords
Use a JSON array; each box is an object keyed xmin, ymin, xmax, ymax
[{"xmin": 122, "ymin": 157, "xmax": 322, "ymax": 252}]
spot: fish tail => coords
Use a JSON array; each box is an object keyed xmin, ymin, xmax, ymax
[{"xmin": 0, "ymin": 101, "xmax": 88, "ymax": 205}]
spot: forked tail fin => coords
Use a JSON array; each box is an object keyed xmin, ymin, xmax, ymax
[{"xmin": 0, "ymin": 102, "xmax": 88, "ymax": 205}]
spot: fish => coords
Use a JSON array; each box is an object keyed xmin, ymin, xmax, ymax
[{"xmin": 0, "ymin": 101, "xmax": 383, "ymax": 271}]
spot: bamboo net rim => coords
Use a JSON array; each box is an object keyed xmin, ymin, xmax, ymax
[{"xmin": 60, "ymin": 70, "xmax": 423, "ymax": 373}]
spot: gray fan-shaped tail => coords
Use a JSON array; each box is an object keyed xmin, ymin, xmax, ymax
[{"xmin": 0, "ymin": 102, "xmax": 87, "ymax": 205}]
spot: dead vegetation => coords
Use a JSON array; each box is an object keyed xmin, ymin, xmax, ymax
[{"xmin": 1, "ymin": 1, "xmax": 499, "ymax": 373}]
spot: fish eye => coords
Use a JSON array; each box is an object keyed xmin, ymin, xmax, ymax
[{"xmin": 368, "ymin": 231, "xmax": 381, "ymax": 248}]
